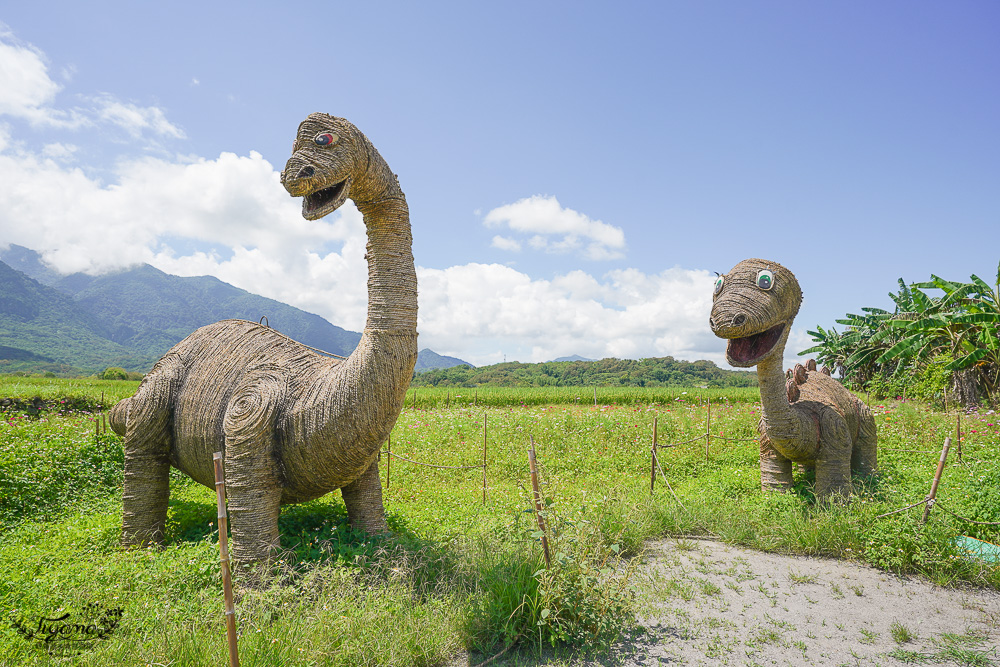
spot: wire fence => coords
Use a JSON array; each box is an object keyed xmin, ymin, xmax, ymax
[{"xmin": 378, "ymin": 400, "xmax": 997, "ymax": 537}]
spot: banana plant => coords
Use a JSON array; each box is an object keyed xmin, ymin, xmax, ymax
[{"xmin": 877, "ymin": 262, "xmax": 1000, "ymax": 401}]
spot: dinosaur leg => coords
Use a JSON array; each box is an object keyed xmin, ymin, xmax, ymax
[
  {"xmin": 759, "ymin": 434, "xmax": 793, "ymax": 491},
  {"xmin": 815, "ymin": 409, "xmax": 853, "ymax": 501},
  {"xmin": 341, "ymin": 456, "xmax": 389, "ymax": 534},
  {"xmin": 121, "ymin": 356, "xmax": 183, "ymax": 547},
  {"xmin": 222, "ymin": 373, "xmax": 286, "ymax": 569},
  {"xmin": 851, "ymin": 400, "xmax": 878, "ymax": 477}
]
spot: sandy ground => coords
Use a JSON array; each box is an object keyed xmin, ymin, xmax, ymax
[{"xmin": 459, "ymin": 538, "xmax": 1000, "ymax": 667}]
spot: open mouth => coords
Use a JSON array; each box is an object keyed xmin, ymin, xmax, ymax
[
  {"xmin": 726, "ymin": 322, "xmax": 785, "ymax": 365},
  {"xmin": 303, "ymin": 178, "xmax": 349, "ymax": 219}
]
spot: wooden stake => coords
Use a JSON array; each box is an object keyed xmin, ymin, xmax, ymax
[
  {"xmin": 922, "ymin": 437, "xmax": 952, "ymax": 524},
  {"xmin": 706, "ymin": 399, "xmax": 712, "ymax": 462},
  {"xmin": 650, "ymin": 417, "xmax": 658, "ymax": 494},
  {"xmin": 446, "ymin": 391, "xmax": 450, "ymax": 408},
  {"xmin": 956, "ymin": 415, "xmax": 962, "ymax": 463},
  {"xmin": 212, "ymin": 452, "xmax": 240, "ymax": 667},
  {"xmin": 386, "ymin": 435, "xmax": 391, "ymax": 489},
  {"xmin": 482, "ymin": 412, "xmax": 487, "ymax": 505},
  {"xmin": 593, "ymin": 387, "xmax": 597, "ymax": 407},
  {"xmin": 528, "ymin": 436, "xmax": 551, "ymax": 568}
]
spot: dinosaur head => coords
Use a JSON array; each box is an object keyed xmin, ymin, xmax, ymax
[
  {"xmin": 281, "ymin": 113, "xmax": 367, "ymax": 220},
  {"xmin": 709, "ymin": 258, "xmax": 802, "ymax": 367}
]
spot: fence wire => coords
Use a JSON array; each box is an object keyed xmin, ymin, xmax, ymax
[{"xmin": 382, "ymin": 450, "xmax": 484, "ymax": 470}]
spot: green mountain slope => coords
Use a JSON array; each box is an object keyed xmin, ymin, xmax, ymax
[
  {"xmin": 57, "ymin": 264, "xmax": 362, "ymax": 357},
  {"xmin": 0, "ymin": 262, "xmax": 157, "ymax": 374},
  {"xmin": 414, "ymin": 348, "xmax": 473, "ymax": 371}
]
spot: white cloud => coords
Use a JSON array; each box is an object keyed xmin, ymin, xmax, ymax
[
  {"xmin": 41, "ymin": 142, "xmax": 78, "ymax": 161},
  {"xmin": 490, "ymin": 235, "xmax": 521, "ymax": 252},
  {"xmin": 483, "ymin": 194, "xmax": 626, "ymax": 261},
  {"xmin": 417, "ymin": 262, "xmax": 722, "ymax": 366},
  {"xmin": 0, "ymin": 32, "xmax": 183, "ymax": 142},
  {"xmin": 92, "ymin": 95, "xmax": 185, "ymax": 139},
  {"xmin": 0, "ymin": 34, "xmax": 84, "ymax": 128}
]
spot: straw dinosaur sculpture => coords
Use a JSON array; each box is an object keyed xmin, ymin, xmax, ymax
[
  {"xmin": 709, "ymin": 258, "xmax": 877, "ymax": 499},
  {"xmin": 111, "ymin": 113, "xmax": 417, "ymax": 563}
]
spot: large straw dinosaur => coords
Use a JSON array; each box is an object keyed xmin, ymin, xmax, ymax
[
  {"xmin": 111, "ymin": 113, "xmax": 417, "ymax": 563},
  {"xmin": 709, "ymin": 258, "xmax": 876, "ymax": 499}
]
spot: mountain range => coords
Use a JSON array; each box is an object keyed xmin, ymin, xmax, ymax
[{"xmin": 0, "ymin": 245, "xmax": 470, "ymax": 376}]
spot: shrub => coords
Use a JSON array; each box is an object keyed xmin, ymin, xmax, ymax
[
  {"xmin": 528, "ymin": 507, "xmax": 637, "ymax": 653},
  {"xmin": 100, "ymin": 367, "xmax": 128, "ymax": 381}
]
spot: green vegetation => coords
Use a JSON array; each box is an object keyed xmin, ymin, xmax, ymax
[
  {"xmin": 1, "ymin": 378, "xmax": 997, "ymax": 665},
  {"xmin": 412, "ymin": 356, "xmax": 757, "ymax": 389},
  {"xmin": 802, "ymin": 264, "xmax": 1000, "ymax": 408},
  {"xmin": 0, "ymin": 260, "xmax": 157, "ymax": 376}
]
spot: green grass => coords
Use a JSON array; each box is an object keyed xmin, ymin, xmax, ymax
[
  {"xmin": 0, "ymin": 375, "xmax": 138, "ymax": 408},
  {"xmin": 1, "ymin": 378, "xmax": 998, "ymax": 665},
  {"xmin": 401, "ymin": 384, "xmax": 761, "ymax": 408}
]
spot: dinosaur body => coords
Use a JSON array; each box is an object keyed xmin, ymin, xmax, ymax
[
  {"xmin": 710, "ymin": 258, "xmax": 876, "ymax": 499},
  {"xmin": 111, "ymin": 114, "xmax": 417, "ymax": 563}
]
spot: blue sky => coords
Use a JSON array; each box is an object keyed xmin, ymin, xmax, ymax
[{"xmin": 0, "ymin": 2, "xmax": 997, "ymax": 368}]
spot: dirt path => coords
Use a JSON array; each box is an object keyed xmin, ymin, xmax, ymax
[
  {"xmin": 462, "ymin": 538, "xmax": 1000, "ymax": 666},
  {"xmin": 613, "ymin": 538, "xmax": 999, "ymax": 666}
]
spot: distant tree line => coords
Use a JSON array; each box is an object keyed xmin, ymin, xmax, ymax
[
  {"xmin": 411, "ymin": 356, "xmax": 757, "ymax": 389},
  {"xmin": 801, "ymin": 265, "xmax": 999, "ymax": 408}
]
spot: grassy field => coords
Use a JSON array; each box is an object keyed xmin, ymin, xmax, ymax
[{"xmin": 1, "ymin": 378, "xmax": 998, "ymax": 665}]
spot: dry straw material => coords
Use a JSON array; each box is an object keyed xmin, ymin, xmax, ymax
[
  {"xmin": 709, "ymin": 258, "xmax": 877, "ymax": 500},
  {"xmin": 111, "ymin": 114, "xmax": 417, "ymax": 566}
]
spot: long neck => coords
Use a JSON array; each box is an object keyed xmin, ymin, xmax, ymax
[
  {"xmin": 351, "ymin": 139, "xmax": 417, "ymax": 335},
  {"xmin": 356, "ymin": 196, "xmax": 417, "ymax": 334},
  {"xmin": 756, "ymin": 338, "xmax": 814, "ymax": 455},
  {"xmin": 287, "ymin": 151, "xmax": 418, "ymax": 492}
]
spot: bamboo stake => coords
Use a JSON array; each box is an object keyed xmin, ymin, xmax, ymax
[
  {"xmin": 706, "ymin": 399, "xmax": 712, "ymax": 462},
  {"xmin": 593, "ymin": 387, "xmax": 598, "ymax": 407},
  {"xmin": 212, "ymin": 452, "xmax": 240, "ymax": 667},
  {"xmin": 921, "ymin": 437, "xmax": 952, "ymax": 524},
  {"xmin": 386, "ymin": 435, "xmax": 391, "ymax": 489},
  {"xmin": 528, "ymin": 436, "xmax": 551, "ymax": 568},
  {"xmin": 956, "ymin": 415, "xmax": 962, "ymax": 463},
  {"xmin": 482, "ymin": 413, "xmax": 487, "ymax": 505},
  {"xmin": 650, "ymin": 417, "xmax": 658, "ymax": 494}
]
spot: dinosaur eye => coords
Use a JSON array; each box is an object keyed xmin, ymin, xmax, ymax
[
  {"xmin": 314, "ymin": 132, "xmax": 339, "ymax": 146},
  {"xmin": 756, "ymin": 269, "xmax": 774, "ymax": 290},
  {"xmin": 713, "ymin": 275, "xmax": 724, "ymax": 295}
]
